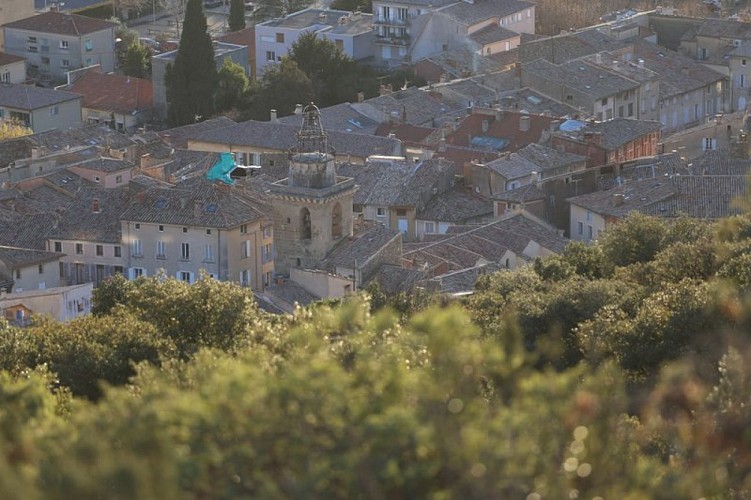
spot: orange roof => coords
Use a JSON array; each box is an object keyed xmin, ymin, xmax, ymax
[
  {"xmin": 68, "ymin": 71, "xmax": 152, "ymax": 115},
  {"xmin": 445, "ymin": 111, "xmax": 555, "ymax": 153}
]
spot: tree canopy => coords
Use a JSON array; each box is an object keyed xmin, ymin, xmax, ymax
[
  {"xmin": 165, "ymin": 0, "xmax": 217, "ymax": 126},
  {"xmin": 228, "ymin": 0, "xmax": 246, "ymax": 31},
  {"xmin": 2, "ymin": 213, "xmax": 751, "ymax": 496}
]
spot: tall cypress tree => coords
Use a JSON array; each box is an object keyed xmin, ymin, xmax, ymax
[
  {"xmin": 165, "ymin": 0, "xmax": 217, "ymax": 126},
  {"xmin": 228, "ymin": 0, "xmax": 246, "ymax": 31}
]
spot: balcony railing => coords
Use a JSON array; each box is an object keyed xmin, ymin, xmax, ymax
[
  {"xmin": 374, "ymin": 33, "xmax": 410, "ymax": 46},
  {"xmin": 374, "ymin": 16, "xmax": 411, "ymax": 26}
]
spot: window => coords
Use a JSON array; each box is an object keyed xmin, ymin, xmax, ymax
[
  {"xmin": 96, "ymin": 245, "xmax": 103, "ymax": 256},
  {"xmin": 116, "ymin": 175, "xmax": 122, "ymax": 184},
  {"xmin": 263, "ymin": 226, "xmax": 272, "ymax": 238},
  {"xmin": 276, "ymin": 32, "xmax": 284, "ymax": 43},
  {"xmin": 54, "ymin": 241, "xmax": 62, "ymax": 252},
  {"xmin": 335, "ymin": 39, "xmax": 343, "ymax": 51},
  {"xmin": 84, "ymin": 39, "xmax": 93, "ymax": 52},
  {"xmin": 588, "ymin": 225, "xmax": 593, "ymax": 240},
  {"xmin": 41, "ymin": 56, "xmax": 50, "ymax": 65},
  {"xmin": 27, "ymin": 36, "xmax": 37, "ymax": 43},
  {"xmin": 76, "ymin": 243, "xmax": 83, "ymax": 255},
  {"xmin": 628, "ymin": 102, "xmax": 634, "ymax": 117},
  {"xmin": 182, "ymin": 227, "xmax": 187, "ymax": 233},
  {"xmin": 741, "ymin": 74, "xmax": 746, "ymax": 89},
  {"xmin": 527, "ymin": 8, "xmax": 532, "ymax": 17},
  {"xmin": 376, "ymin": 207, "xmax": 386, "ymax": 217},
  {"xmin": 0, "ymin": 71, "xmax": 9, "ymax": 83},
  {"xmin": 262, "ymin": 243, "xmax": 272, "ymax": 262},
  {"xmin": 132, "ymin": 239, "xmax": 143, "ymax": 257},
  {"xmin": 49, "ymin": 106, "xmax": 58, "ymax": 116},
  {"xmin": 397, "ymin": 7, "xmax": 408, "ymax": 19},
  {"xmin": 114, "ymin": 246, "xmax": 121, "ymax": 258},
  {"xmin": 94, "ymin": 176, "xmax": 100, "ymax": 183},
  {"xmin": 425, "ymin": 222, "xmax": 435, "ymax": 233},
  {"xmin": 181, "ymin": 243, "xmax": 190, "ymax": 260},
  {"xmin": 204, "ymin": 244, "xmax": 214, "ymax": 262},
  {"xmin": 59, "ymin": 262, "xmax": 65, "ymax": 278},
  {"xmin": 157, "ymin": 241, "xmax": 166, "ymax": 259},
  {"xmin": 618, "ymin": 105, "xmax": 624, "ymax": 118},
  {"xmin": 240, "ymin": 224, "xmax": 248, "ymax": 234},
  {"xmin": 60, "ymin": 59, "xmax": 69, "ymax": 68},
  {"xmin": 266, "ymin": 51, "xmax": 276, "ymax": 62},
  {"xmin": 114, "ymin": 265, "xmax": 124, "ymax": 275},
  {"xmin": 240, "ymin": 269, "xmax": 251, "ymax": 286},
  {"xmin": 601, "ymin": 98, "xmax": 608, "ymax": 106},
  {"xmin": 577, "ymin": 221, "xmax": 583, "ymax": 236},
  {"xmin": 300, "ymin": 208, "xmax": 311, "ymax": 240},
  {"xmin": 332, "ymin": 202, "xmax": 342, "ymax": 238},
  {"xmin": 85, "ymin": 58, "xmax": 93, "ymax": 67},
  {"xmin": 59, "ymin": 40, "xmax": 69, "ymax": 49},
  {"xmin": 241, "ymin": 240, "xmax": 251, "ymax": 259},
  {"xmin": 16, "ymin": 269, "xmax": 21, "ymax": 279},
  {"xmin": 206, "ymin": 229, "xmax": 211, "ymax": 235},
  {"xmin": 743, "ymin": 59, "xmax": 748, "ymax": 66},
  {"xmin": 38, "ymin": 264, "xmax": 44, "ymax": 274},
  {"xmin": 179, "ymin": 271, "xmax": 192, "ymax": 283},
  {"xmin": 159, "ymin": 225, "xmax": 164, "ymax": 232},
  {"xmin": 132, "ymin": 267, "xmax": 144, "ymax": 279}
]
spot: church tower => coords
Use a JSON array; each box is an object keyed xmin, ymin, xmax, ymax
[{"xmin": 269, "ymin": 104, "xmax": 357, "ymax": 275}]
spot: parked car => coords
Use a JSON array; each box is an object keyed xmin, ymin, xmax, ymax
[
  {"xmin": 139, "ymin": 37, "xmax": 161, "ymax": 53},
  {"xmin": 204, "ymin": 0, "xmax": 223, "ymax": 8}
]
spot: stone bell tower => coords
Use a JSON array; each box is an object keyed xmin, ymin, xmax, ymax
[{"xmin": 269, "ymin": 104, "xmax": 357, "ymax": 276}]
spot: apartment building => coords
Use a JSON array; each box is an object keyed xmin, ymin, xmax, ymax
[
  {"xmin": 119, "ymin": 177, "xmax": 274, "ymax": 290},
  {"xmin": 2, "ymin": 12, "xmax": 116, "ymax": 85}
]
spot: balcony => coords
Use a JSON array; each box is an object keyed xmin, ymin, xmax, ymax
[
  {"xmin": 374, "ymin": 33, "xmax": 411, "ymax": 46},
  {"xmin": 374, "ymin": 16, "xmax": 411, "ymax": 26}
]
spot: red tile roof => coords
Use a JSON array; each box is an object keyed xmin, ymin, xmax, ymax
[
  {"xmin": 68, "ymin": 71, "xmax": 152, "ymax": 115},
  {"xmin": 4, "ymin": 12, "xmax": 116, "ymax": 36},
  {"xmin": 375, "ymin": 122, "xmax": 436, "ymax": 145},
  {"xmin": 445, "ymin": 110, "xmax": 556, "ymax": 152},
  {"xmin": 0, "ymin": 52, "xmax": 25, "ymax": 66}
]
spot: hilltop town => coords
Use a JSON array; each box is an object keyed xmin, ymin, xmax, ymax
[{"xmin": 0, "ymin": 0, "xmax": 749, "ymax": 317}]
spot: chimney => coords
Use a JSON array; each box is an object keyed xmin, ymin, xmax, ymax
[
  {"xmin": 583, "ymin": 131, "xmax": 602, "ymax": 146},
  {"xmin": 519, "ymin": 115, "xmax": 530, "ymax": 132},
  {"xmin": 439, "ymin": 73, "xmax": 448, "ymax": 83},
  {"xmin": 357, "ymin": 92, "xmax": 365, "ymax": 102},
  {"xmin": 549, "ymin": 120, "xmax": 560, "ymax": 135},
  {"xmin": 612, "ymin": 60, "xmax": 619, "ymax": 68},
  {"xmin": 637, "ymin": 58, "xmax": 644, "ymax": 68},
  {"xmin": 595, "ymin": 53, "xmax": 602, "ymax": 64},
  {"xmin": 529, "ymin": 171, "xmax": 539, "ymax": 185},
  {"xmin": 494, "ymin": 107, "xmax": 503, "ymax": 121},
  {"xmin": 213, "ymin": 40, "xmax": 219, "ymax": 50},
  {"xmin": 379, "ymin": 84, "xmax": 393, "ymax": 96},
  {"xmin": 140, "ymin": 153, "xmax": 152, "ymax": 169},
  {"xmin": 134, "ymin": 192, "xmax": 147, "ymax": 204},
  {"xmin": 270, "ymin": 109, "xmax": 278, "ymax": 122},
  {"xmin": 482, "ymin": 119, "xmax": 489, "ymax": 133},
  {"xmin": 294, "ymin": 104, "xmax": 303, "ymax": 115},
  {"xmin": 612, "ymin": 193, "xmax": 625, "ymax": 206}
]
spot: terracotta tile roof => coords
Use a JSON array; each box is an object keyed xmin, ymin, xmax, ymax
[
  {"xmin": 0, "ymin": 52, "xmax": 25, "ymax": 66},
  {"xmin": 417, "ymin": 187, "xmax": 493, "ymax": 222},
  {"xmin": 374, "ymin": 264, "xmax": 426, "ymax": 294},
  {"xmin": 4, "ymin": 11, "xmax": 116, "ymax": 36},
  {"xmin": 696, "ymin": 149, "xmax": 751, "ymax": 176},
  {"xmin": 492, "ymin": 182, "xmax": 545, "ymax": 203},
  {"xmin": 47, "ymin": 187, "xmax": 131, "ymax": 243},
  {"xmin": 557, "ymin": 118, "xmax": 662, "ymax": 151},
  {"xmin": 279, "ymin": 102, "xmax": 379, "ymax": 135},
  {"xmin": 567, "ymin": 177, "xmax": 677, "ymax": 218},
  {"xmin": 158, "ymin": 117, "xmax": 237, "ymax": 149},
  {"xmin": 643, "ymin": 175, "xmax": 747, "ymax": 219},
  {"xmin": 67, "ymin": 71, "xmax": 153, "ymax": 115},
  {"xmin": 0, "ymin": 83, "xmax": 81, "ymax": 110},
  {"xmin": 427, "ymin": 262, "xmax": 501, "ymax": 294},
  {"xmin": 469, "ymin": 24, "xmax": 519, "ymax": 45},
  {"xmin": 120, "ymin": 176, "xmax": 269, "ymax": 229},
  {"xmin": 445, "ymin": 110, "xmax": 556, "ymax": 152},
  {"xmin": 321, "ymin": 224, "xmax": 401, "ymax": 270},
  {"xmin": 216, "ymin": 26, "xmax": 255, "ymax": 53},
  {"xmin": 189, "ymin": 120, "xmax": 402, "ymax": 159},
  {"xmin": 0, "ymin": 246, "xmax": 62, "ymax": 267},
  {"xmin": 374, "ymin": 122, "xmax": 436, "ymax": 145}
]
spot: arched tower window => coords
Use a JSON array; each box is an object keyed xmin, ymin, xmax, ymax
[
  {"xmin": 332, "ymin": 202, "xmax": 342, "ymax": 238},
  {"xmin": 300, "ymin": 207, "xmax": 312, "ymax": 240}
]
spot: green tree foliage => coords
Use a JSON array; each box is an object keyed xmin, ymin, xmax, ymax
[
  {"xmin": 287, "ymin": 32, "xmax": 378, "ymax": 108},
  {"xmin": 215, "ymin": 58, "xmax": 249, "ymax": 113},
  {"xmin": 165, "ymin": 0, "xmax": 217, "ymax": 126},
  {"xmin": 245, "ymin": 58, "xmax": 314, "ymax": 119},
  {"xmin": 4, "ymin": 214, "xmax": 751, "ymax": 496},
  {"xmin": 228, "ymin": 0, "xmax": 246, "ymax": 31},
  {"xmin": 122, "ymin": 42, "xmax": 151, "ymax": 78}
]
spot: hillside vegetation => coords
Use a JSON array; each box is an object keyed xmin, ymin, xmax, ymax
[{"xmin": 2, "ymin": 212, "xmax": 751, "ymax": 497}]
